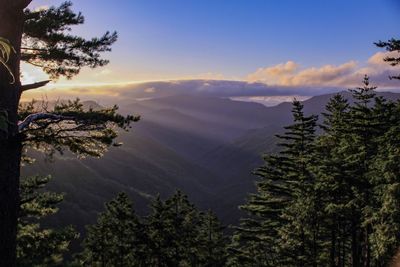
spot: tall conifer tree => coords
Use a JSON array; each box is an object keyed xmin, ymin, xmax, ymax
[
  {"xmin": 197, "ymin": 210, "xmax": 228, "ymax": 267},
  {"xmin": 316, "ymin": 94, "xmax": 352, "ymax": 266},
  {"xmin": 79, "ymin": 193, "xmax": 146, "ymax": 267},
  {"xmin": 232, "ymin": 100, "xmax": 319, "ymax": 267},
  {"xmin": 17, "ymin": 175, "xmax": 78, "ymax": 266}
]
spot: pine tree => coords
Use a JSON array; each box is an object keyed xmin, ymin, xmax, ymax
[
  {"xmin": 375, "ymin": 38, "xmax": 400, "ymax": 80},
  {"xmin": 17, "ymin": 175, "xmax": 78, "ymax": 267},
  {"xmin": 22, "ymin": 2, "xmax": 118, "ymax": 79},
  {"xmin": 315, "ymin": 94, "xmax": 353, "ymax": 267},
  {"xmin": 369, "ymin": 127, "xmax": 400, "ymax": 265},
  {"xmin": 231, "ymin": 100, "xmax": 319, "ymax": 267},
  {"xmin": 197, "ymin": 210, "xmax": 228, "ymax": 267},
  {"xmin": 0, "ymin": 2, "xmax": 137, "ymax": 265},
  {"xmin": 145, "ymin": 191, "xmax": 202, "ymax": 267},
  {"xmin": 229, "ymin": 151, "xmax": 290, "ymax": 266},
  {"xmin": 166, "ymin": 190, "xmax": 202, "ymax": 266},
  {"xmin": 314, "ymin": 77, "xmax": 400, "ymax": 266},
  {"xmin": 79, "ymin": 193, "xmax": 146, "ymax": 267},
  {"xmin": 231, "ymin": 75, "xmax": 400, "ymax": 266},
  {"xmin": 276, "ymin": 100, "xmax": 320, "ymax": 267},
  {"xmin": 368, "ymin": 100, "xmax": 400, "ymax": 265},
  {"xmin": 144, "ymin": 196, "xmax": 173, "ymax": 267},
  {"xmin": 316, "ymin": 76, "xmax": 397, "ymax": 266},
  {"xmin": 345, "ymin": 76, "xmax": 382, "ymax": 266},
  {"xmin": 76, "ymin": 190, "xmax": 228, "ymax": 267}
]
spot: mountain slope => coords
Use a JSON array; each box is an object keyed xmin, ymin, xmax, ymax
[{"xmin": 22, "ymin": 91, "xmax": 400, "ymax": 229}]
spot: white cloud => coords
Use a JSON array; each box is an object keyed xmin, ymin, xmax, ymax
[
  {"xmin": 93, "ymin": 68, "xmax": 112, "ymax": 77},
  {"xmin": 34, "ymin": 5, "xmax": 49, "ymax": 11},
  {"xmin": 367, "ymin": 51, "xmax": 398, "ymax": 66},
  {"xmin": 144, "ymin": 87, "xmax": 155, "ymax": 93},
  {"xmin": 181, "ymin": 72, "xmax": 225, "ymax": 80}
]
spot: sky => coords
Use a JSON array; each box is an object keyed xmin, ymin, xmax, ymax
[{"xmin": 24, "ymin": 0, "xmax": 400, "ymax": 100}]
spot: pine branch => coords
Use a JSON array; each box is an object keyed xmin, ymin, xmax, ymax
[
  {"xmin": 19, "ymin": 0, "xmax": 33, "ymax": 8},
  {"xmin": 18, "ymin": 113, "xmax": 74, "ymax": 132},
  {"xmin": 21, "ymin": 80, "xmax": 50, "ymax": 91},
  {"xmin": 22, "ymin": 2, "xmax": 118, "ymax": 79}
]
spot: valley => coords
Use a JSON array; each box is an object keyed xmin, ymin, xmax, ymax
[{"xmin": 22, "ymin": 90, "xmax": 400, "ymax": 231}]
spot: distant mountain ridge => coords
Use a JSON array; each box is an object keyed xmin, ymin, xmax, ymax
[{"xmin": 22, "ymin": 90, "xmax": 400, "ymax": 230}]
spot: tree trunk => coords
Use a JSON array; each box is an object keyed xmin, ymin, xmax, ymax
[
  {"xmin": 331, "ymin": 227, "xmax": 336, "ymax": 267},
  {"xmin": 0, "ymin": 1, "xmax": 27, "ymax": 266},
  {"xmin": 0, "ymin": 139, "xmax": 22, "ymax": 267},
  {"xmin": 352, "ymin": 220, "xmax": 360, "ymax": 267},
  {"xmin": 363, "ymin": 225, "xmax": 371, "ymax": 267},
  {"xmin": 0, "ymin": 2, "xmax": 23, "ymax": 132}
]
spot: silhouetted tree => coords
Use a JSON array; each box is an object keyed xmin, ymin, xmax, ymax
[
  {"xmin": 17, "ymin": 175, "xmax": 78, "ymax": 266},
  {"xmin": 375, "ymin": 38, "xmax": 400, "ymax": 80},
  {"xmin": 79, "ymin": 193, "xmax": 146, "ymax": 267},
  {"xmin": 231, "ymin": 100, "xmax": 320, "ymax": 267},
  {"xmin": 0, "ymin": 1, "xmax": 136, "ymax": 266},
  {"xmin": 315, "ymin": 94, "xmax": 352, "ymax": 266},
  {"xmin": 197, "ymin": 210, "xmax": 228, "ymax": 267},
  {"xmin": 78, "ymin": 191, "xmax": 227, "ymax": 267},
  {"xmin": 232, "ymin": 74, "xmax": 400, "ymax": 266},
  {"xmin": 312, "ymin": 76, "xmax": 400, "ymax": 266},
  {"xmin": 145, "ymin": 191, "xmax": 202, "ymax": 266}
]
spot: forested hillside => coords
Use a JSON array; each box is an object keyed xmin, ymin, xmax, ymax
[
  {"xmin": 20, "ymin": 77, "xmax": 400, "ymax": 266},
  {"xmin": 22, "ymin": 90, "xmax": 400, "ymax": 232},
  {"xmin": 2, "ymin": 0, "xmax": 399, "ymax": 266}
]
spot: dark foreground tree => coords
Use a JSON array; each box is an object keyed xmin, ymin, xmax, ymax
[
  {"xmin": 77, "ymin": 191, "xmax": 227, "ymax": 267},
  {"xmin": 197, "ymin": 210, "xmax": 228, "ymax": 267},
  {"xmin": 314, "ymin": 94, "xmax": 352, "ymax": 266},
  {"xmin": 231, "ymin": 100, "xmax": 319, "ymax": 266},
  {"xmin": 17, "ymin": 175, "xmax": 78, "ymax": 266},
  {"xmin": 0, "ymin": 1, "xmax": 137, "ymax": 266},
  {"xmin": 231, "ymin": 75, "xmax": 400, "ymax": 266},
  {"xmin": 145, "ymin": 191, "xmax": 203, "ymax": 266},
  {"xmin": 78, "ymin": 193, "xmax": 146, "ymax": 267},
  {"xmin": 375, "ymin": 38, "xmax": 400, "ymax": 80}
]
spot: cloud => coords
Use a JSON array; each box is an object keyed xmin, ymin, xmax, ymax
[
  {"xmin": 180, "ymin": 72, "xmax": 225, "ymax": 80},
  {"xmin": 247, "ymin": 61, "xmax": 298, "ymax": 84},
  {"xmin": 247, "ymin": 51, "xmax": 400, "ymax": 88},
  {"xmin": 34, "ymin": 5, "xmax": 49, "ymax": 11},
  {"xmin": 93, "ymin": 68, "xmax": 112, "ymax": 77},
  {"xmin": 367, "ymin": 51, "xmax": 398, "ymax": 66},
  {"xmin": 144, "ymin": 87, "xmax": 155, "ymax": 93},
  {"xmin": 20, "ymin": 51, "xmax": 400, "ymax": 104},
  {"xmin": 288, "ymin": 61, "xmax": 357, "ymax": 87}
]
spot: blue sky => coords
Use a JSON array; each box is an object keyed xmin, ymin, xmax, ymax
[{"xmin": 25, "ymin": 0, "xmax": 400, "ymax": 90}]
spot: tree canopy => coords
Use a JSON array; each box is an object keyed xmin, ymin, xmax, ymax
[
  {"xmin": 376, "ymin": 38, "xmax": 400, "ymax": 80},
  {"xmin": 231, "ymin": 76, "xmax": 400, "ymax": 266},
  {"xmin": 22, "ymin": 1, "xmax": 117, "ymax": 80},
  {"xmin": 0, "ymin": 1, "xmax": 136, "ymax": 266}
]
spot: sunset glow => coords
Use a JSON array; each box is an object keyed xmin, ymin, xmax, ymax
[
  {"xmin": 23, "ymin": 0, "xmax": 400, "ymax": 102},
  {"xmin": 1, "ymin": 1, "xmax": 400, "ymax": 265}
]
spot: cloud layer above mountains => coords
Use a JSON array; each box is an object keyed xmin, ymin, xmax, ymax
[
  {"xmin": 25, "ymin": 80, "xmax": 341, "ymax": 102},
  {"xmin": 22, "ymin": 51, "xmax": 400, "ymax": 103}
]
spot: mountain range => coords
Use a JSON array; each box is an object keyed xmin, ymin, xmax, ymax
[{"xmin": 22, "ymin": 90, "xmax": 400, "ymax": 233}]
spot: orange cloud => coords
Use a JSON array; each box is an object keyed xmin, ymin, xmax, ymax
[
  {"xmin": 247, "ymin": 61, "xmax": 298, "ymax": 85},
  {"xmin": 247, "ymin": 52, "xmax": 400, "ymax": 88}
]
